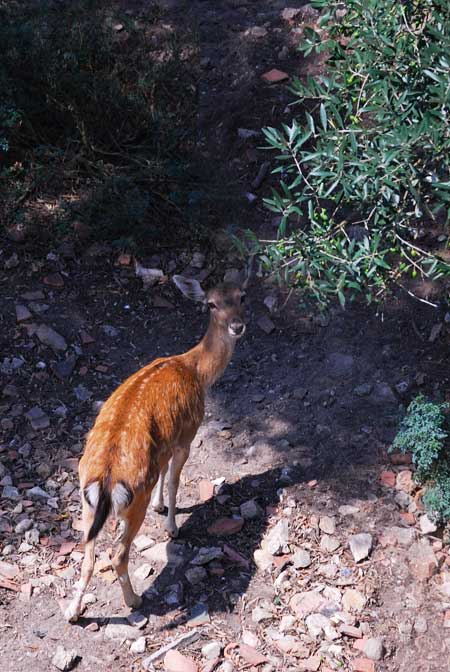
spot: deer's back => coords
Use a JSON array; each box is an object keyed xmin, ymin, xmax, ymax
[{"xmin": 79, "ymin": 357, "xmax": 204, "ymax": 489}]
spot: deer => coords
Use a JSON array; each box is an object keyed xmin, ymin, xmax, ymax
[{"xmin": 64, "ymin": 274, "xmax": 246, "ymax": 622}]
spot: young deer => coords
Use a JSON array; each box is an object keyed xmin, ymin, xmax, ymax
[{"xmin": 64, "ymin": 275, "xmax": 246, "ymax": 622}]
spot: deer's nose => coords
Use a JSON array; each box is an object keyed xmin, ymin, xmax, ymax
[{"xmin": 229, "ymin": 319, "xmax": 245, "ymax": 337}]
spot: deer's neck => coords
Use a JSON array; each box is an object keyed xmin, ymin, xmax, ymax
[{"xmin": 183, "ymin": 321, "xmax": 236, "ymax": 389}]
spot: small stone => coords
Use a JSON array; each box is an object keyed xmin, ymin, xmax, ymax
[
  {"xmin": 252, "ymin": 606, "xmax": 272, "ymax": 623},
  {"xmin": 319, "ymin": 516, "xmax": 336, "ymax": 535},
  {"xmin": 298, "ymin": 656, "xmax": 321, "ymax": 671},
  {"xmin": 130, "ymin": 636, "xmax": 146, "ymax": 654},
  {"xmin": 342, "ymin": 589, "xmax": 366, "ymax": 612},
  {"xmin": 279, "ymin": 614, "xmax": 296, "ymax": 632},
  {"xmin": 142, "ymin": 542, "xmax": 185, "ymax": 567},
  {"xmin": 0, "ymin": 561, "xmax": 19, "ymax": 579},
  {"xmin": 293, "ymin": 387, "xmax": 308, "ymax": 400},
  {"xmin": 187, "ymin": 603, "xmax": 209, "ymax": 627},
  {"xmin": 16, "ymin": 305, "xmax": 32, "ymax": 322},
  {"xmin": 382, "ymin": 526, "xmax": 415, "ymax": 547},
  {"xmin": 164, "ymin": 650, "xmax": 197, "ymax": 672},
  {"xmin": 2, "ymin": 485, "xmax": 20, "ymax": 501},
  {"xmin": 105, "ymin": 620, "xmax": 142, "ymax": 641},
  {"xmin": 395, "ymin": 491, "xmax": 412, "ymax": 509},
  {"xmin": 263, "ymin": 518, "xmax": 289, "ymax": 556},
  {"xmin": 354, "ymin": 383, "xmax": 372, "ymax": 397},
  {"xmin": 185, "ymin": 566, "xmax": 207, "ymax": 585},
  {"xmin": 134, "ymin": 563, "xmax": 154, "ymax": 581},
  {"xmin": 202, "ymin": 641, "xmax": 221, "ymax": 660},
  {"xmin": 396, "ymin": 470, "xmax": 414, "ymax": 493},
  {"xmin": 292, "ymin": 549, "xmax": 311, "ymax": 569},
  {"xmin": 240, "ymin": 500, "xmax": 263, "ymax": 520},
  {"xmin": 419, "ymin": 514, "xmax": 438, "ymax": 535},
  {"xmin": 28, "ymin": 486, "xmax": 51, "ymax": 499},
  {"xmin": 257, "ymin": 315, "xmax": 275, "ymax": 334},
  {"xmin": 43, "ymin": 273, "xmax": 64, "ymax": 289},
  {"xmin": 133, "ymin": 535, "xmax": 155, "ymax": 552},
  {"xmin": 363, "ymin": 637, "xmax": 384, "ymax": 661},
  {"xmin": 320, "ymin": 535, "xmax": 340, "ymax": 553},
  {"xmin": 52, "ymin": 646, "xmax": 79, "ymax": 671},
  {"xmin": 239, "ymin": 644, "xmax": 266, "ymax": 666},
  {"xmin": 126, "ymin": 611, "xmax": 148, "ymax": 629},
  {"xmin": 261, "ymin": 69, "xmax": 289, "ymax": 84},
  {"xmin": 36, "ymin": 324, "xmax": 67, "ymax": 351},
  {"xmin": 281, "ymin": 7, "xmax": 302, "ymax": 20},
  {"xmin": 339, "ymin": 504, "xmax": 360, "ymax": 516},
  {"xmin": 290, "ymin": 591, "xmax": 325, "ymax": 618},
  {"xmin": 102, "ymin": 324, "xmax": 119, "ymax": 338},
  {"xmin": 400, "ymin": 512, "xmax": 416, "ymax": 526},
  {"xmin": 349, "ymin": 533, "xmax": 373, "ymax": 562},
  {"xmin": 253, "ymin": 549, "xmax": 273, "ymax": 571},
  {"xmin": 306, "ymin": 613, "xmax": 337, "ymax": 639},
  {"xmin": 414, "ymin": 616, "xmax": 428, "ymax": 634},
  {"xmin": 353, "ymin": 659, "xmax": 375, "ymax": 672},
  {"xmin": 207, "ymin": 517, "xmax": 244, "ymax": 536},
  {"xmin": 25, "ymin": 528, "xmax": 40, "ymax": 545},
  {"xmin": 245, "ymin": 26, "xmax": 268, "ymax": 38},
  {"xmin": 198, "ymin": 479, "xmax": 214, "ymax": 502},
  {"xmin": 380, "ymin": 470, "xmax": 396, "ymax": 487},
  {"xmin": 408, "ymin": 539, "xmax": 438, "ymax": 581},
  {"xmin": 15, "ymin": 518, "xmax": 33, "ymax": 534},
  {"xmin": 190, "ymin": 547, "xmax": 223, "ymax": 565},
  {"xmin": 25, "ymin": 406, "xmax": 50, "ymax": 430}
]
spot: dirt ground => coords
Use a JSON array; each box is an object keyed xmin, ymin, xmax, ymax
[{"xmin": 1, "ymin": 1, "xmax": 450, "ymax": 672}]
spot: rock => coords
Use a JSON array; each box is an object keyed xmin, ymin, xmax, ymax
[
  {"xmin": 130, "ymin": 636, "xmax": 146, "ymax": 654},
  {"xmin": 36, "ymin": 324, "xmax": 67, "ymax": 351},
  {"xmin": 414, "ymin": 616, "xmax": 428, "ymax": 634},
  {"xmin": 306, "ymin": 613, "xmax": 337, "ymax": 640},
  {"xmin": 126, "ymin": 611, "xmax": 148, "ymax": 629},
  {"xmin": 25, "ymin": 406, "xmax": 50, "ymax": 430},
  {"xmin": 16, "ymin": 305, "xmax": 32, "ymax": 322},
  {"xmin": 252, "ymin": 606, "xmax": 272, "ymax": 623},
  {"xmin": 52, "ymin": 356, "xmax": 77, "ymax": 380},
  {"xmin": 298, "ymin": 656, "xmax": 321, "ymax": 671},
  {"xmin": 198, "ymin": 479, "xmax": 214, "ymax": 502},
  {"xmin": 133, "ymin": 535, "xmax": 155, "ymax": 552},
  {"xmin": 292, "ymin": 549, "xmax": 311, "ymax": 569},
  {"xmin": 279, "ymin": 614, "xmax": 296, "ymax": 632},
  {"xmin": 353, "ymin": 659, "xmax": 375, "ymax": 672},
  {"xmin": 419, "ymin": 514, "xmax": 438, "ymax": 535},
  {"xmin": 25, "ymin": 528, "xmax": 40, "ymax": 545},
  {"xmin": 202, "ymin": 641, "xmax": 221, "ymax": 660},
  {"xmin": 74, "ymin": 384, "xmax": 91, "ymax": 402},
  {"xmin": 253, "ymin": 549, "xmax": 273, "ymax": 571},
  {"xmin": 240, "ymin": 500, "xmax": 263, "ymax": 520},
  {"xmin": 207, "ymin": 517, "xmax": 244, "ymax": 536},
  {"xmin": 275, "ymin": 635, "xmax": 308, "ymax": 656},
  {"xmin": 0, "ymin": 561, "xmax": 19, "ymax": 579},
  {"xmin": 142, "ymin": 542, "xmax": 185, "ymax": 567},
  {"xmin": 369, "ymin": 382, "xmax": 397, "ymax": 407},
  {"xmin": 134, "ymin": 563, "xmax": 154, "ymax": 581},
  {"xmin": 185, "ymin": 566, "xmax": 207, "ymax": 585},
  {"xmin": 2, "ymin": 485, "xmax": 20, "ymax": 501},
  {"xmin": 191, "ymin": 547, "xmax": 223, "ymax": 565},
  {"xmin": 5, "ymin": 252, "xmax": 19, "ymax": 269},
  {"xmin": 319, "ymin": 516, "xmax": 336, "ymax": 535},
  {"xmin": 342, "ymin": 589, "xmax": 366, "ymax": 612},
  {"xmin": 105, "ymin": 621, "xmax": 142, "ymax": 641},
  {"xmin": 43, "ymin": 273, "xmax": 64, "ymax": 289},
  {"xmin": 320, "ymin": 535, "xmax": 340, "ymax": 553},
  {"xmin": 363, "ymin": 637, "xmax": 384, "ymax": 661},
  {"xmin": 349, "ymin": 533, "xmax": 373, "ymax": 562},
  {"xmin": 263, "ymin": 518, "xmax": 289, "ymax": 556},
  {"xmin": 339, "ymin": 504, "xmax": 360, "ymax": 516},
  {"xmin": 383, "ymin": 526, "xmax": 416, "ymax": 547},
  {"xmin": 281, "ymin": 7, "xmax": 302, "ymax": 21},
  {"xmin": 395, "ymin": 491, "xmax": 412, "ymax": 509},
  {"xmin": 164, "ymin": 650, "xmax": 197, "ymax": 672},
  {"xmin": 239, "ymin": 644, "xmax": 266, "ymax": 666},
  {"xmin": 408, "ymin": 539, "xmax": 438, "ymax": 581},
  {"xmin": 245, "ymin": 26, "xmax": 268, "ymax": 38},
  {"xmin": 52, "ymin": 646, "xmax": 79, "ymax": 671},
  {"xmin": 15, "ymin": 518, "xmax": 33, "ymax": 534},
  {"xmin": 293, "ymin": 387, "xmax": 308, "ymax": 400},
  {"xmin": 261, "ymin": 69, "xmax": 289, "ymax": 84},
  {"xmin": 396, "ymin": 470, "xmax": 414, "ymax": 493},
  {"xmin": 102, "ymin": 324, "xmax": 119, "ymax": 338},
  {"xmin": 164, "ymin": 582, "xmax": 184, "ymax": 606},
  {"xmin": 290, "ymin": 591, "xmax": 325, "ymax": 618},
  {"xmin": 257, "ymin": 315, "xmax": 276, "ymax": 334},
  {"xmin": 354, "ymin": 383, "xmax": 372, "ymax": 397},
  {"xmin": 379, "ymin": 470, "xmax": 396, "ymax": 487},
  {"xmin": 187, "ymin": 603, "xmax": 209, "ymax": 627},
  {"xmin": 28, "ymin": 486, "xmax": 51, "ymax": 499}
]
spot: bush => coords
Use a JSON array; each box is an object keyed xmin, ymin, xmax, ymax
[
  {"xmin": 0, "ymin": 0, "xmax": 200, "ymax": 247},
  {"xmin": 392, "ymin": 394, "xmax": 450, "ymax": 522},
  {"xmin": 258, "ymin": 0, "xmax": 450, "ymax": 308}
]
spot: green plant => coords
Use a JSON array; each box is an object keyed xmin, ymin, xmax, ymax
[
  {"xmin": 257, "ymin": 0, "xmax": 450, "ymax": 308},
  {"xmin": 392, "ymin": 394, "xmax": 450, "ymax": 522}
]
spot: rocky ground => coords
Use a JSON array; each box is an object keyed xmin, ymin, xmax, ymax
[{"xmin": 1, "ymin": 1, "xmax": 450, "ymax": 672}]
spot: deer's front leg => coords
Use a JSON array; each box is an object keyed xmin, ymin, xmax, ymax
[{"xmin": 166, "ymin": 445, "xmax": 190, "ymax": 538}]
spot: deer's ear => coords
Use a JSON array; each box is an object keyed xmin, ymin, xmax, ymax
[{"xmin": 173, "ymin": 275, "xmax": 207, "ymax": 303}]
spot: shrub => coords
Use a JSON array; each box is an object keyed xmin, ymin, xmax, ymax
[
  {"xmin": 392, "ymin": 394, "xmax": 450, "ymax": 522},
  {"xmin": 0, "ymin": 0, "xmax": 200, "ymax": 247},
  {"xmin": 258, "ymin": 0, "xmax": 450, "ymax": 308}
]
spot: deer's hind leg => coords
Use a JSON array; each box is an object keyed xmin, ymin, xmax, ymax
[
  {"xmin": 112, "ymin": 489, "xmax": 151, "ymax": 609},
  {"xmin": 64, "ymin": 496, "xmax": 96, "ymax": 622}
]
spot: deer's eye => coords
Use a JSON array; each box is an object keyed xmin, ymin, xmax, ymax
[{"xmin": 208, "ymin": 301, "xmax": 217, "ymax": 310}]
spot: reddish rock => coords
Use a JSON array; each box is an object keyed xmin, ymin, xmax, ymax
[
  {"xmin": 400, "ymin": 512, "xmax": 416, "ymax": 526},
  {"xmin": 262, "ymin": 68, "xmax": 289, "ymax": 84},
  {"xmin": 42, "ymin": 273, "xmax": 65, "ymax": 289},
  {"xmin": 239, "ymin": 643, "xmax": 267, "ymax": 666},
  {"xmin": 207, "ymin": 517, "xmax": 244, "ymax": 536},
  {"xmin": 353, "ymin": 658, "xmax": 375, "ymax": 672},
  {"xmin": 198, "ymin": 479, "xmax": 214, "ymax": 502},
  {"xmin": 379, "ymin": 471, "xmax": 396, "ymax": 487},
  {"xmin": 396, "ymin": 470, "xmax": 414, "ymax": 493},
  {"xmin": 164, "ymin": 650, "xmax": 197, "ymax": 672},
  {"xmin": 79, "ymin": 330, "xmax": 95, "ymax": 345}
]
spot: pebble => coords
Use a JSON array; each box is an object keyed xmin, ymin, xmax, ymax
[
  {"xmin": 202, "ymin": 641, "xmax": 221, "ymax": 660},
  {"xmin": 320, "ymin": 535, "xmax": 340, "ymax": 553},
  {"xmin": 342, "ymin": 589, "xmax": 367, "ymax": 612},
  {"xmin": 185, "ymin": 566, "xmax": 207, "ymax": 585},
  {"xmin": 207, "ymin": 517, "xmax": 244, "ymax": 536},
  {"xmin": 290, "ymin": 590, "xmax": 325, "ymax": 618},
  {"xmin": 187, "ymin": 603, "xmax": 209, "ymax": 627},
  {"xmin": 408, "ymin": 539, "xmax": 438, "ymax": 581},
  {"xmin": 240, "ymin": 499, "xmax": 263, "ymax": 520},
  {"xmin": 130, "ymin": 636, "xmax": 146, "ymax": 654},
  {"xmin": 164, "ymin": 650, "xmax": 197, "ymax": 672},
  {"xmin": 252, "ymin": 606, "xmax": 273, "ymax": 623},
  {"xmin": 104, "ymin": 621, "xmax": 142, "ymax": 641},
  {"xmin": 349, "ymin": 533, "xmax": 373, "ymax": 562},
  {"xmin": 319, "ymin": 516, "xmax": 336, "ymax": 535},
  {"xmin": 52, "ymin": 646, "xmax": 79, "ymax": 671},
  {"xmin": 133, "ymin": 535, "xmax": 155, "ymax": 552},
  {"xmin": 263, "ymin": 518, "xmax": 289, "ymax": 556},
  {"xmin": 36, "ymin": 324, "xmax": 67, "ymax": 351},
  {"xmin": 338, "ymin": 504, "xmax": 360, "ymax": 516},
  {"xmin": 142, "ymin": 542, "xmax": 185, "ymax": 567},
  {"xmin": 25, "ymin": 406, "xmax": 50, "ymax": 431},
  {"xmin": 126, "ymin": 611, "xmax": 148, "ymax": 629},
  {"xmin": 292, "ymin": 548, "xmax": 311, "ymax": 569},
  {"xmin": 363, "ymin": 637, "xmax": 384, "ymax": 661},
  {"xmin": 414, "ymin": 616, "xmax": 428, "ymax": 634},
  {"xmin": 419, "ymin": 514, "xmax": 438, "ymax": 535},
  {"xmin": 2, "ymin": 485, "xmax": 20, "ymax": 501}
]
